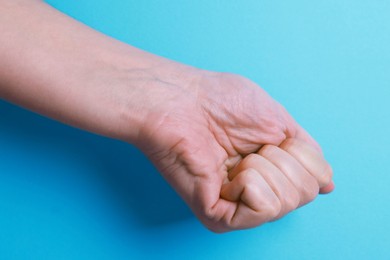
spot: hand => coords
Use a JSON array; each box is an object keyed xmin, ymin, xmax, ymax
[
  {"xmin": 221, "ymin": 138, "xmax": 332, "ymax": 229},
  {"xmin": 134, "ymin": 70, "xmax": 334, "ymax": 232}
]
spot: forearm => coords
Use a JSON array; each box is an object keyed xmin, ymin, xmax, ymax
[{"xmin": 0, "ymin": 0, "xmax": 191, "ymax": 142}]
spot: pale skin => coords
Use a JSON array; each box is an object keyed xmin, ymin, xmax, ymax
[{"xmin": 0, "ymin": 0, "xmax": 334, "ymax": 232}]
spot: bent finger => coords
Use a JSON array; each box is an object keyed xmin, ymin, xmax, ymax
[
  {"xmin": 280, "ymin": 138, "xmax": 333, "ymax": 189},
  {"xmin": 220, "ymin": 168, "xmax": 281, "ymax": 229},
  {"xmin": 258, "ymin": 145, "xmax": 320, "ymax": 207},
  {"xmin": 228, "ymin": 154, "xmax": 300, "ymax": 219},
  {"xmin": 294, "ymin": 124, "xmax": 323, "ymax": 154}
]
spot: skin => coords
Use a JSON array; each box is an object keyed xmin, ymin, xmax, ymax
[{"xmin": 0, "ymin": 0, "xmax": 334, "ymax": 232}]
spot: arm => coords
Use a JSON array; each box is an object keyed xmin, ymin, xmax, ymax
[
  {"xmin": 0, "ymin": 0, "xmax": 188, "ymax": 142},
  {"xmin": 0, "ymin": 0, "xmax": 334, "ymax": 232}
]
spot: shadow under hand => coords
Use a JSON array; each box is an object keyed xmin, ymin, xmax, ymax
[
  {"xmin": 89, "ymin": 137, "xmax": 193, "ymax": 227},
  {"xmin": 0, "ymin": 100, "xmax": 193, "ymax": 227}
]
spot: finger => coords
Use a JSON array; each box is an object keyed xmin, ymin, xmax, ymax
[
  {"xmin": 229, "ymin": 154, "xmax": 300, "ymax": 219},
  {"xmin": 292, "ymin": 128, "xmax": 335, "ymax": 193},
  {"xmin": 220, "ymin": 168, "xmax": 281, "ymax": 229},
  {"xmin": 277, "ymin": 104, "xmax": 322, "ymax": 153},
  {"xmin": 294, "ymin": 124, "xmax": 323, "ymax": 154},
  {"xmin": 258, "ymin": 145, "xmax": 320, "ymax": 207},
  {"xmin": 279, "ymin": 138, "xmax": 333, "ymax": 189}
]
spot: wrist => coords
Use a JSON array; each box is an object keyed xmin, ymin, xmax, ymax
[{"xmin": 106, "ymin": 48, "xmax": 202, "ymax": 145}]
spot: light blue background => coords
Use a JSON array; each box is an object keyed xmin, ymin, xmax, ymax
[{"xmin": 1, "ymin": 0, "xmax": 389, "ymax": 259}]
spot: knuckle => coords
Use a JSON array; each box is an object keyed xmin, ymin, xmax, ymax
[
  {"xmin": 301, "ymin": 179, "xmax": 319, "ymax": 203},
  {"xmin": 202, "ymin": 206, "xmax": 216, "ymax": 221},
  {"xmin": 236, "ymin": 168, "xmax": 258, "ymax": 185},
  {"xmin": 263, "ymin": 197, "xmax": 282, "ymax": 220},
  {"xmin": 283, "ymin": 190, "xmax": 300, "ymax": 211},
  {"xmin": 243, "ymin": 181, "xmax": 260, "ymax": 196},
  {"xmin": 201, "ymin": 208, "xmax": 219, "ymax": 226},
  {"xmin": 241, "ymin": 153, "xmax": 261, "ymax": 167}
]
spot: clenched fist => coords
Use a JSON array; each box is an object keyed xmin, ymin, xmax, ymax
[
  {"xmin": 221, "ymin": 138, "xmax": 332, "ymax": 230},
  {"xmin": 135, "ymin": 70, "xmax": 334, "ymax": 233}
]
